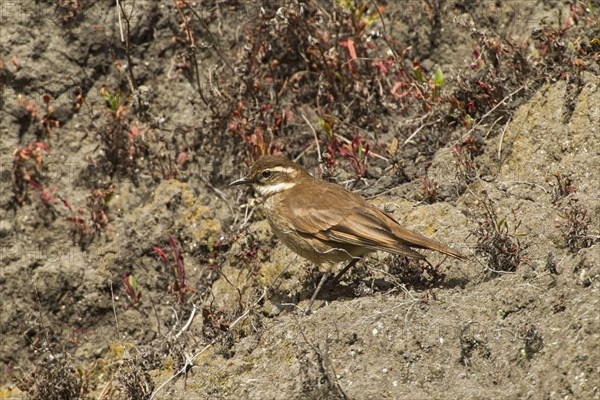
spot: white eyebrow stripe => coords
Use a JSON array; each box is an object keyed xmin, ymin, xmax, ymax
[{"xmin": 269, "ymin": 166, "xmax": 296, "ymax": 174}]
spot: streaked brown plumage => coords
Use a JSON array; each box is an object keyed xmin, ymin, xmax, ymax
[{"xmin": 230, "ymin": 155, "xmax": 465, "ymax": 311}]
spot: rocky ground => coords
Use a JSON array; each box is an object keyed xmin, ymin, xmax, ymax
[{"xmin": 1, "ymin": 1, "xmax": 599, "ymax": 399}]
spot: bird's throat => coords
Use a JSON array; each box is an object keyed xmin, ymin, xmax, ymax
[{"xmin": 255, "ymin": 181, "xmax": 297, "ymax": 197}]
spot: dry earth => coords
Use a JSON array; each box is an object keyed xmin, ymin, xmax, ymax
[{"xmin": 1, "ymin": 1, "xmax": 599, "ymax": 399}]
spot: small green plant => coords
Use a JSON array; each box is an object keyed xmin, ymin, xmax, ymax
[
  {"xmin": 101, "ymin": 87, "xmax": 121, "ymax": 112},
  {"xmin": 98, "ymin": 86, "xmax": 145, "ymax": 180},
  {"xmin": 391, "ymin": 63, "xmax": 445, "ymax": 109},
  {"xmin": 123, "ymin": 273, "xmax": 142, "ymax": 307}
]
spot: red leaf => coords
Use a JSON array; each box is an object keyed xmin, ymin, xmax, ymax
[{"xmin": 153, "ymin": 246, "xmax": 168, "ymax": 262}]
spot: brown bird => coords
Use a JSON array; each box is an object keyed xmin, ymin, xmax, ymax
[{"xmin": 230, "ymin": 155, "xmax": 465, "ymax": 312}]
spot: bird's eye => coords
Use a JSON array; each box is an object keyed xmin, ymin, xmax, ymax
[{"xmin": 262, "ymin": 170, "xmax": 272, "ymax": 179}]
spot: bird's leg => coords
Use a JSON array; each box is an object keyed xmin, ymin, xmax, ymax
[
  {"xmin": 305, "ymin": 258, "xmax": 360, "ymax": 315},
  {"xmin": 330, "ymin": 258, "xmax": 360, "ymax": 286},
  {"xmin": 305, "ymin": 272, "xmax": 330, "ymax": 315}
]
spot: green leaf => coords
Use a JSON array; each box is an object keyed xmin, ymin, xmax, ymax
[
  {"xmin": 464, "ymin": 114, "xmax": 473, "ymax": 126},
  {"xmin": 317, "ymin": 117, "xmax": 333, "ymax": 139},
  {"xmin": 104, "ymin": 191, "xmax": 114, "ymax": 204},
  {"xmin": 433, "ymin": 66, "xmax": 444, "ymax": 88},
  {"xmin": 108, "ymin": 95, "xmax": 120, "ymax": 111},
  {"xmin": 336, "ymin": 0, "xmax": 354, "ymax": 12},
  {"xmin": 412, "ymin": 67, "xmax": 424, "ymax": 82},
  {"xmin": 497, "ymin": 217, "xmax": 506, "ymax": 230},
  {"xmin": 128, "ymin": 275, "xmax": 139, "ymax": 292}
]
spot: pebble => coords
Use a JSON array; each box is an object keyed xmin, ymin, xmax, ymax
[{"xmin": 0, "ymin": 220, "xmax": 13, "ymax": 237}]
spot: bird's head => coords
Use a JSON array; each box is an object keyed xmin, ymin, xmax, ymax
[{"xmin": 229, "ymin": 155, "xmax": 311, "ymax": 197}]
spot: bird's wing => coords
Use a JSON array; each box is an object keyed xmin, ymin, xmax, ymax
[
  {"xmin": 285, "ymin": 182, "xmax": 427, "ymax": 259},
  {"xmin": 325, "ymin": 208, "xmax": 427, "ymax": 259},
  {"xmin": 285, "ymin": 180, "xmax": 465, "ymax": 260}
]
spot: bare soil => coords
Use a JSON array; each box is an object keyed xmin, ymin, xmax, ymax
[{"xmin": 1, "ymin": 1, "xmax": 599, "ymax": 399}]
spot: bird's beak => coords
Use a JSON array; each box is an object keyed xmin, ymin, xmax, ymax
[{"xmin": 229, "ymin": 176, "xmax": 251, "ymax": 187}]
